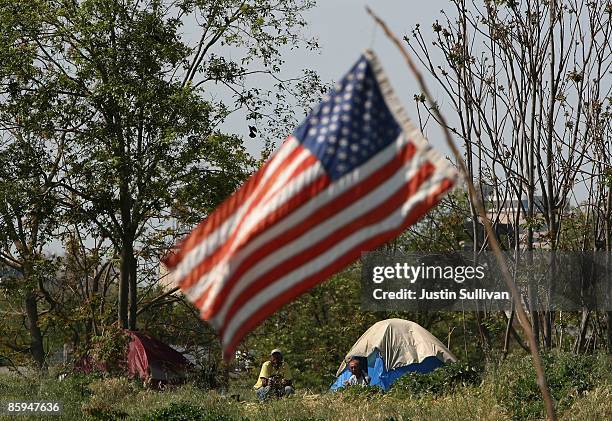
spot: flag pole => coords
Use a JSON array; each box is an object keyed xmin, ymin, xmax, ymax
[{"xmin": 365, "ymin": 7, "xmax": 557, "ymax": 420}]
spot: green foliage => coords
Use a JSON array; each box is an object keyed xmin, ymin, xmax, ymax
[
  {"xmin": 480, "ymin": 314, "xmax": 506, "ymax": 337},
  {"xmin": 279, "ymin": 418, "xmax": 326, "ymax": 421},
  {"xmin": 0, "ymin": 372, "xmax": 95, "ymax": 420},
  {"xmin": 0, "ymin": 0, "xmax": 320, "ymax": 364},
  {"xmin": 88, "ymin": 327, "xmax": 131, "ymax": 375},
  {"xmin": 557, "ymin": 208, "xmax": 596, "ymax": 250},
  {"xmin": 338, "ymin": 384, "xmax": 384, "ymax": 400},
  {"xmin": 600, "ymin": 167, "xmax": 612, "ymax": 188},
  {"xmin": 141, "ymin": 402, "xmax": 243, "ymax": 421},
  {"xmin": 398, "ymin": 191, "xmax": 471, "ymax": 252},
  {"xmin": 493, "ymin": 352, "xmax": 611, "ymax": 420},
  {"xmin": 83, "ymin": 377, "xmax": 143, "ymax": 420},
  {"xmin": 391, "ymin": 362, "xmax": 480, "ymax": 397},
  {"xmin": 85, "ymin": 406, "xmax": 129, "ymax": 421}
]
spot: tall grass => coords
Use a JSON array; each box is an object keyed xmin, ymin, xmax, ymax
[{"xmin": 0, "ymin": 351, "xmax": 609, "ymax": 420}]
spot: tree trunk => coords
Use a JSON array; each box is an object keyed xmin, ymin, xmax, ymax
[
  {"xmin": 528, "ymin": 282, "xmax": 540, "ymax": 348},
  {"xmin": 118, "ymin": 166, "xmax": 133, "ymax": 329},
  {"xmin": 574, "ymin": 309, "xmax": 590, "ymax": 354},
  {"xmin": 119, "ymin": 245, "xmax": 130, "ymax": 328},
  {"xmin": 543, "ymin": 311, "xmax": 553, "ymax": 350},
  {"xmin": 603, "ymin": 216, "xmax": 611, "ymax": 352},
  {"xmin": 24, "ymin": 292, "xmax": 45, "ymax": 368},
  {"xmin": 128, "ymin": 247, "xmax": 138, "ymax": 330},
  {"xmin": 607, "ymin": 311, "xmax": 612, "ymax": 354},
  {"xmin": 503, "ymin": 307, "xmax": 514, "ymax": 358},
  {"xmin": 604, "ymin": 219, "xmax": 611, "ymax": 354},
  {"xmin": 476, "ymin": 308, "xmax": 492, "ymax": 354},
  {"xmin": 543, "ymin": 252, "xmax": 557, "ymax": 350},
  {"xmin": 501, "ymin": 310, "xmax": 530, "ymax": 353}
]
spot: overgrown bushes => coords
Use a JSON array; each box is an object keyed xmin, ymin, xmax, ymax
[
  {"xmin": 337, "ymin": 384, "xmax": 384, "ymax": 401},
  {"xmin": 390, "ymin": 361, "xmax": 481, "ymax": 397},
  {"xmin": 492, "ymin": 352, "xmax": 611, "ymax": 420},
  {"xmin": 376, "ymin": 352, "xmax": 610, "ymax": 420},
  {"xmin": 85, "ymin": 327, "xmax": 131, "ymax": 376},
  {"xmin": 82, "ymin": 377, "xmax": 142, "ymax": 419},
  {"xmin": 140, "ymin": 402, "xmax": 243, "ymax": 421}
]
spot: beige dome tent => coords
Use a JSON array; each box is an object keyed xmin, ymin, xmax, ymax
[{"xmin": 331, "ymin": 318, "xmax": 457, "ymax": 391}]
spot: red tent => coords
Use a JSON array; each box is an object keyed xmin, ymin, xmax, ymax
[{"xmin": 125, "ymin": 330, "xmax": 191, "ymax": 385}]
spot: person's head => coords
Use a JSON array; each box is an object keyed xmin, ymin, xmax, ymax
[
  {"xmin": 348, "ymin": 357, "xmax": 363, "ymax": 376},
  {"xmin": 270, "ymin": 349, "xmax": 283, "ymax": 366}
]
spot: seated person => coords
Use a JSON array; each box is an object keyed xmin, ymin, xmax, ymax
[
  {"xmin": 343, "ymin": 357, "xmax": 371, "ymax": 387},
  {"xmin": 253, "ymin": 349, "xmax": 294, "ymax": 401}
]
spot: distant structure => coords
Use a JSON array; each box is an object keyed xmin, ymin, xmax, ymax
[
  {"xmin": 464, "ymin": 190, "xmax": 550, "ymax": 249},
  {"xmin": 159, "ymin": 260, "xmax": 180, "ymax": 292}
]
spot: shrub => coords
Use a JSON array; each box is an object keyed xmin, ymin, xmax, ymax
[
  {"xmin": 88, "ymin": 327, "xmax": 131, "ymax": 376},
  {"xmin": 338, "ymin": 384, "xmax": 384, "ymax": 401},
  {"xmin": 140, "ymin": 402, "xmax": 245, "ymax": 421},
  {"xmin": 186, "ymin": 364, "xmax": 228, "ymax": 390},
  {"xmin": 82, "ymin": 377, "xmax": 141, "ymax": 419},
  {"xmin": 391, "ymin": 361, "xmax": 481, "ymax": 396},
  {"xmin": 260, "ymin": 416, "xmax": 327, "ymax": 421},
  {"xmin": 83, "ymin": 404, "xmax": 129, "ymax": 420},
  {"xmin": 493, "ymin": 352, "xmax": 610, "ymax": 420},
  {"xmin": 0, "ymin": 372, "xmax": 97, "ymax": 420},
  {"xmin": 87, "ymin": 377, "xmax": 140, "ymax": 404}
]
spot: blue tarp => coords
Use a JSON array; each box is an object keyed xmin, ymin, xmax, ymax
[{"xmin": 330, "ymin": 353, "xmax": 444, "ymax": 392}]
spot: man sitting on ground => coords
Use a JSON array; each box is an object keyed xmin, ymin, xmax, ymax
[
  {"xmin": 254, "ymin": 349, "xmax": 294, "ymax": 401},
  {"xmin": 343, "ymin": 357, "xmax": 371, "ymax": 387}
]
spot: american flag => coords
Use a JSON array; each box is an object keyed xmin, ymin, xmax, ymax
[{"xmin": 164, "ymin": 50, "xmax": 458, "ymax": 358}]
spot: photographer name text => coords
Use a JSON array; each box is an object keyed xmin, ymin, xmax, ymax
[{"xmin": 372, "ymin": 288, "xmax": 510, "ymax": 300}]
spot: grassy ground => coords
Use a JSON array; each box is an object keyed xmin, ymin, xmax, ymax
[{"xmin": 0, "ymin": 353, "xmax": 610, "ymax": 420}]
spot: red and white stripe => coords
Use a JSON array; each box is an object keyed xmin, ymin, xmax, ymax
[{"xmin": 165, "ymin": 132, "xmax": 456, "ymax": 358}]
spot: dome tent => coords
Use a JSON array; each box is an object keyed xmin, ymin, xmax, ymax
[
  {"xmin": 126, "ymin": 330, "xmax": 191, "ymax": 386},
  {"xmin": 75, "ymin": 330, "xmax": 191, "ymax": 387},
  {"xmin": 330, "ymin": 319, "xmax": 457, "ymax": 391}
]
